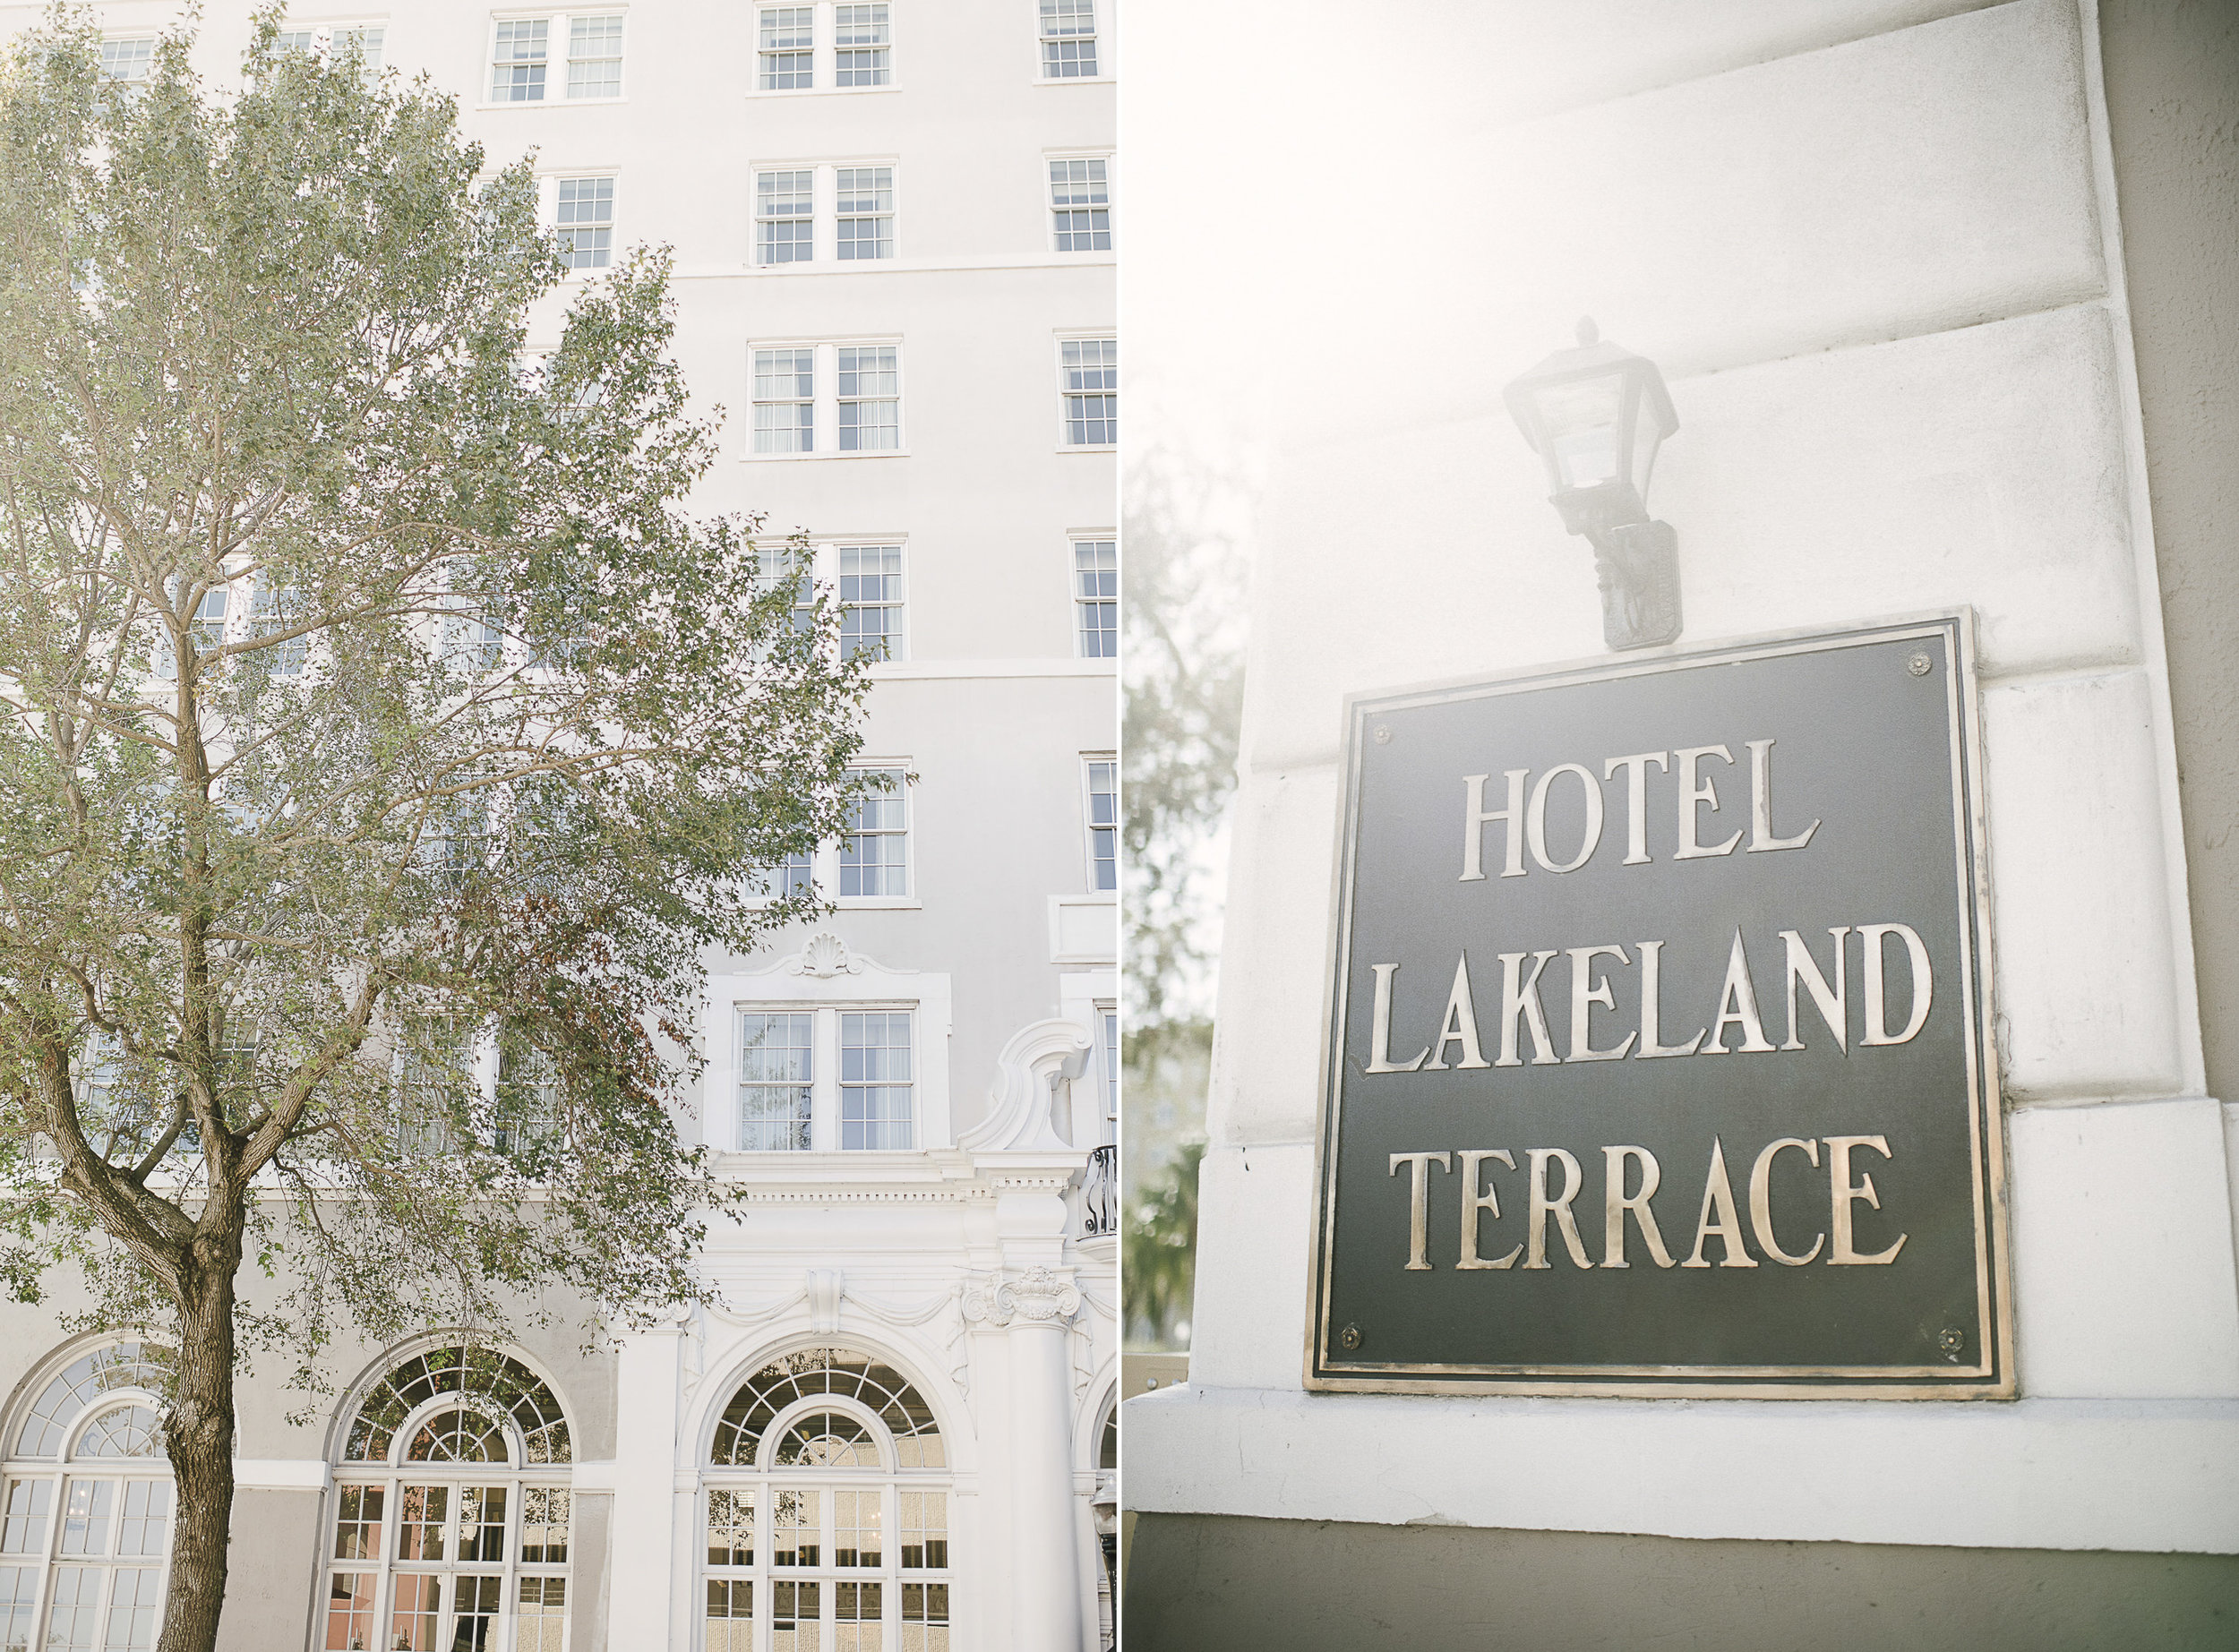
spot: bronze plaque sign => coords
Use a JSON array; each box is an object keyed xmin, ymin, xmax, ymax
[{"xmin": 1304, "ymin": 615, "xmax": 2013, "ymax": 1397}]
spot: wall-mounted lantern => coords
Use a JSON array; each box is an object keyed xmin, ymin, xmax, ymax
[{"xmin": 1503, "ymin": 318, "xmax": 1682, "ymax": 651}]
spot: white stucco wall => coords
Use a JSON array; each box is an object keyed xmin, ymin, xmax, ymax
[{"xmin": 1126, "ymin": 0, "xmax": 2239, "ymax": 1554}]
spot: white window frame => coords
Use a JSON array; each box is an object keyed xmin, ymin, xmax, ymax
[
  {"xmin": 536, "ymin": 170, "xmax": 621, "ymax": 278},
  {"xmin": 743, "ymin": 339, "xmax": 907, "ymax": 460},
  {"xmin": 0, "ymin": 1341, "xmax": 178, "ymax": 1652},
  {"xmin": 1044, "ymin": 150, "xmax": 1115, "ymax": 255},
  {"xmin": 713, "ymin": 955, "xmax": 953, "ymax": 1152},
  {"xmin": 1055, "ymin": 331, "xmax": 1118, "ymax": 452},
  {"xmin": 1069, "ymin": 533, "xmax": 1117, "ymax": 660},
  {"xmin": 750, "ymin": 2, "xmax": 904, "ymax": 97},
  {"xmin": 1058, "ymin": 970, "xmax": 1120, "ymax": 1145},
  {"xmin": 321, "ymin": 1344, "xmax": 576, "ymax": 1652},
  {"xmin": 696, "ymin": 1351, "xmax": 955, "ymax": 1652},
  {"xmin": 1033, "ymin": 0, "xmax": 1106, "ymax": 82},
  {"xmin": 272, "ymin": 20, "xmax": 388, "ymax": 74},
  {"xmin": 745, "ymin": 749, "xmax": 917, "ymax": 906},
  {"xmin": 1080, "ymin": 754, "xmax": 1118, "ymax": 894},
  {"xmin": 748, "ymin": 162, "xmax": 902, "ymax": 270},
  {"xmin": 483, "ymin": 9, "xmax": 629, "ymax": 107},
  {"xmin": 99, "ymin": 34, "xmax": 158, "ymax": 89}
]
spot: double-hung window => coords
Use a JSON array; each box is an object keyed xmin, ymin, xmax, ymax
[
  {"xmin": 837, "ymin": 547, "xmax": 905, "ymax": 661},
  {"xmin": 751, "ymin": 739, "xmax": 914, "ymax": 897},
  {"xmin": 1083, "ymin": 758, "xmax": 1118, "ymax": 892},
  {"xmin": 836, "ymin": 167, "xmax": 895, "ymax": 260},
  {"xmin": 1072, "ymin": 538, "xmax": 1116, "ymax": 657},
  {"xmin": 752, "ymin": 342, "xmax": 904, "ymax": 456},
  {"xmin": 837, "ymin": 347, "xmax": 900, "ymax": 451},
  {"xmin": 759, "ymin": 6, "xmax": 816, "ymax": 88},
  {"xmin": 758, "ymin": 4, "xmax": 896, "ymax": 92},
  {"xmin": 840, "ymin": 770, "xmax": 908, "ymax": 897},
  {"xmin": 835, "ymin": 4, "xmax": 891, "ymax": 84},
  {"xmin": 553, "ymin": 175, "xmax": 614, "ymax": 270},
  {"xmin": 274, "ymin": 22, "xmax": 386, "ymax": 73},
  {"xmin": 733, "ymin": 1010, "xmax": 916, "ymax": 1150},
  {"xmin": 756, "ymin": 169, "xmax": 816, "ymax": 264},
  {"xmin": 738, "ymin": 1012, "xmax": 815, "ymax": 1151},
  {"xmin": 100, "ymin": 37, "xmax": 155, "ymax": 89},
  {"xmin": 490, "ymin": 12, "xmax": 625, "ymax": 103},
  {"xmin": 1059, "ymin": 337, "xmax": 1118, "ymax": 447},
  {"xmin": 1049, "ymin": 157, "xmax": 1111, "ymax": 252},
  {"xmin": 754, "ymin": 165, "xmax": 898, "ymax": 267},
  {"xmin": 1038, "ymin": 0, "xmax": 1098, "ymax": 77}
]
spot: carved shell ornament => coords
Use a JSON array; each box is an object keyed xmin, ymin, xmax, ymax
[{"xmin": 794, "ymin": 930, "xmax": 862, "ymax": 979}]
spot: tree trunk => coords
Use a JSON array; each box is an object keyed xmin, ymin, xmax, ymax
[{"xmin": 158, "ymin": 1239, "xmax": 242, "ymax": 1652}]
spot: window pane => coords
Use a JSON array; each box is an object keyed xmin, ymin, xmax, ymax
[
  {"xmin": 334, "ymin": 1484, "xmax": 384, "ymax": 1561},
  {"xmin": 838, "ymin": 770, "xmax": 907, "ymax": 898},
  {"xmin": 753, "ymin": 348, "xmax": 815, "ymax": 453},
  {"xmin": 1072, "ymin": 539, "xmax": 1116, "ymax": 656},
  {"xmin": 1085, "ymin": 760, "xmax": 1117, "ymax": 891},
  {"xmin": 566, "ymin": 13, "xmax": 623, "ymax": 98},
  {"xmin": 1039, "ymin": 0, "xmax": 1097, "ymax": 76},
  {"xmin": 556, "ymin": 176, "xmax": 614, "ymax": 271},
  {"xmin": 835, "ymin": 1490, "xmax": 882, "ymax": 1566},
  {"xmin": 522, "ymin": 1485, "xmax": 571, "ymax": 1563},
  {"xmin": 325, "ymin": 1572, "xmax": 377, "ymax": 1652},
  {"xmin": 758, "ymin": 169, "xmax": 815, "ymax": 265},
  {"xmin": 518, "ymin": 1577, "xmax": 568, "ymax": 1652},
  {"xmin": 836, "ymin": 346, "xmax": 900, "ymax": 451},
  {"xmin": 836, "ymin": 4, "xmax": 890, "ymax": 85},
  {"xmin": 836, "ymin": 167, "xmax": 894, "ymax": 261},
  {"xmin": 773, "ymin": 1579, "xmax": 820, "ymax": 1652},
  {"xmin": 492, "ymin": 19, "xmax": 549, "ymax": 101},
  {"xmin": 1051, "ymin": 158, "xmax": 1111, "ymax": 252},
  {"xmin": 1063, "ymin": 338, "xmax": 1118, "ymax": 445},
  {"xmin": 706, "ymin": 1578, "xmax": 754, "ymax": 1652},
  {"xmin": 101, "ymin": 39, "xmax": 154, "ymax": 83},
  {"xmin": 760, "ymin": 6, "xmax": 815, "ymax": 90},
  {"xmin": 840, "ymin": 1010, "xmax": 913, "ymax": 1149},
  {"xmin": 0, "ymin": 1481, "xmax": 52, "ymax": 1555},
  {"xmin": 58, "ymin": 1480, "xmax": 112, "ymax": 1557},
  {"xmin": 772, "ymin": 1490, "xmax": 819, "ymax": 1566},
  {"xmin": 838, "ymin": 545, "xmax": 903, "ymax": 661},
  {"xmin": 899, "ymin": 1490, "xmax": 948, "ymax": 1569},
  {"xmin": 739, "ymin": 1012, "xmax": 813, "ymax": 1151},
  {"xmin": 708, "ymin": 1487, "xmax": 755, "ymax": 1566},
  {"xmin": 387, "ymin": 1572, "xmax": 440, "ymax": 1651}
]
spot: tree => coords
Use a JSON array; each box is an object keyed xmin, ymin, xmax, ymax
[
  {"xmin": 0, "ymin": 12, "xmax": 869, "ymax": 1648},
  {"xmin": 1120, "ymin": 442, "xmax": 1251, "ymax": 1347}
]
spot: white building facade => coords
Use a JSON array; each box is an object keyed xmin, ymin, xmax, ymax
[{"xmin": 0, "ymin": 4, "xmax": 1119, "ymax": 1649}]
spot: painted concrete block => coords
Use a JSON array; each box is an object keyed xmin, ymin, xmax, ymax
[
  {"xmin": 2009, "ymin": 1097, "xmax": 2239, "ymax": 1398},
  {"xmin": 1205, "ymin": 766, "xmax": 1347, "ymax": 1146},
  {"xmin": 1983, "ymin": 672, "xmax": 2184, "ymax": 1101},
  {"xmin": 1663, "ymin": 304, "xmax": 2140, "ymax": 679},
  {"xmin": 1183, "ymin": 1144, "xmax": 1317, "ymax": 1391},
  {"xmin": 1258, "ymin": 0, "xmax": 2103, "ymax": 450},
  {"xmin": 1122, "ymin": 1382, "xmax": 2239, "ymax": 1554}
]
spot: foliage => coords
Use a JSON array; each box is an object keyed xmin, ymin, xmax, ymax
[
  {"xmin": 0, "ymin": 10, "xmax": 867, "ymax": 1646},
  {"xmin": 1122, "ymin": 1138, "xmax": 1203, "ymax": 1348},
  {"xmin": 1120, "ymin": 444, "xmax": 1249, "ymax": 1029}
]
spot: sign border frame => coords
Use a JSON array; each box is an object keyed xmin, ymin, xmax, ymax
[{"xmin": 1300, "ymin": 609, "xmax": 2017, "ymax": 1399}]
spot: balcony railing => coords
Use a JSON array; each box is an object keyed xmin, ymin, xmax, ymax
[{"xmin": 1079, "ymin": 1142, "xmax": 1118, "ymax": 1237}]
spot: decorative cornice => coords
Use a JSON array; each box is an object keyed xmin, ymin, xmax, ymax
[{"xmin": 745, "ymin": 929, "xmax": 918, "ymax": 982}]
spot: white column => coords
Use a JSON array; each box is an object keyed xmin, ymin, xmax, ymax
[
  {"xmin": 968, "ymin": 1264, "xmax": 1085, "ymax": 1651},
  {"xmin": 608, "ymin": 1321, "xmax": 685, "ymax": 1644}
]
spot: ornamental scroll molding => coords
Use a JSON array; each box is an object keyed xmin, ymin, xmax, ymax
[
  {"xmin": 957, "ymin": 1018, "xmax": 1094, "ymax": 1154},
  {"xmin": 961, "ymin": 1266, "xmax": 1081, "ymax": 1330}
]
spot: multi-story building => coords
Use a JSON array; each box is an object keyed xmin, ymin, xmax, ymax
[{"xmin": 0, "ymin": 4, "xmax": 1118, "ymax": 1648}]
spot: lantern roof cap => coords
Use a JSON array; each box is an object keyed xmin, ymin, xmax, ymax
[{"xmin": 1502, "ymin": 316, "xmax": 1678, "ymax": 451}]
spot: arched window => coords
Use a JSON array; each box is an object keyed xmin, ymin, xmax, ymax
[
  {"xmin": 703, "ymin": 1347, "xmax": 952, "ymax": 1651},
  {"xmin": 324, "ymin": 1344, "xmax": 573, "ymax": 1652},
  {"xmin": 0, "ymin": 1340, "xmax": 174, "ymax": 1651}
]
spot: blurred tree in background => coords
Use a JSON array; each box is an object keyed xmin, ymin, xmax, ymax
[{"xmin": 1121, "ymin": 443, "xmax": 1252, "ymax": 1348}]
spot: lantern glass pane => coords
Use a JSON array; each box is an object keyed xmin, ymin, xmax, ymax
[{"xmin": 1533, "ymin": 372, "xmax": 1624, "ymax": 491}]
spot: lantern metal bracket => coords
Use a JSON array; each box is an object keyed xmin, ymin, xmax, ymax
[{"xmin": 1549, "ymin": 481, "xmax": 1682, "ymax": 651}]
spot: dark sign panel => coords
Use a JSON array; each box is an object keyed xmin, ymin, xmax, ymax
[{"xmin": 1304, "ymin": 615, "xmax": 2013, "ymax": 1397}]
